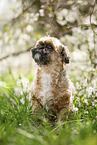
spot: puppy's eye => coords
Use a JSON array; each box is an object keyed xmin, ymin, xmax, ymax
[{"xmin": 47, "ymin": 45, "xmax": 53, "ymax": 50}]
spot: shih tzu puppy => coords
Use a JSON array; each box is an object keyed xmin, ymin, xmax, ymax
[{"xmin": 30, "ymin": 36, "xmax": 76, "ymax": 120}]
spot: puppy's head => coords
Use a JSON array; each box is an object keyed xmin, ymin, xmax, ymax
[{"xmin": 31, "ymin": 37, "xmax": 70, "ymax": 66}]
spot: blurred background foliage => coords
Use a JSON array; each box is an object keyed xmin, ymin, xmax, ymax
[
  {"xmin": 0, "ymin": 0, "xmax": 97, "ymax": 100},
  {"xmin": 0, "ymin": 0, "xmax": 97, "ymax": 90}
]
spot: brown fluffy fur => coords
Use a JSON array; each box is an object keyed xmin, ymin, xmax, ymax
[{"xmin": 30, "ymin": 36, "xmax": 76, "ymax": 120}]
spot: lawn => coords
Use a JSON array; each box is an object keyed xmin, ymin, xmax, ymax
[{"xmin": 0, "ymin": 72, "xmax": 97, "ymax": 145}]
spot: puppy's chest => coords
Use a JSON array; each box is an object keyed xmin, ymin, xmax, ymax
[{"xmin": 40, "ymin": 73, "xmax": 53, "ymax": 104}]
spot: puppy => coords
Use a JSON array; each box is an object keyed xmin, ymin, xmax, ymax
[{"xmin": 30, "ymin": 36, "xmax": 76, "ymax": 120}]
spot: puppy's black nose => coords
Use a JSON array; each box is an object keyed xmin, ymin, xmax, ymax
[
  {"xmin": 31, "ymin": 48, "xmax": 39, "ymax": 58},
  {"xmin": 31, "ymin": 48, "xmax": 35, "ymax": 58},
  {"xmin": 31, "ymin": 48, "xmax": 36, "ymax": 53},
  {"xmin": 31, "ymin": 48, "xmax": 42, "ymax": 64},
  {"xmin": 31, "ymin": 47, "xmax": 43, "ymax": 53}
]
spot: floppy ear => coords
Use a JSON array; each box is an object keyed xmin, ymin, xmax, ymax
[{"xmin": 61, "ymin": 46, "xmax": 70, "ymax": 63}]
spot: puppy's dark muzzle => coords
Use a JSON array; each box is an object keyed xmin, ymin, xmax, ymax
[{"xmin": 31, "ymin": 48, "xmax": 41, "ymax": 62}]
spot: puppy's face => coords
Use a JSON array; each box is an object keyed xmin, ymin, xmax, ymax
[
  {"xmin": 31, "ymin": 42, "xmax": 54, "ymax": 66},
  {"xmin": 31, "ymin": 37, "xmax": 70, "ymax": 66}
]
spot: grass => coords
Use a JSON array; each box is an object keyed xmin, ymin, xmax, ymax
[{"xmin": 0, "ymin": 72, "xmax": 97, "ymax": 145}]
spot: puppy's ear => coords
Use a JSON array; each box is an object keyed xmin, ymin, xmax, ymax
[{"xmin": 61, "ymin": 46, "xmax": 70, "ymax": 63}]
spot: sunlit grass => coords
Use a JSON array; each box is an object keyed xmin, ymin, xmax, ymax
[{"xmin": 0, "ymin": 72, "xmax": 97, "ymax": 145}]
